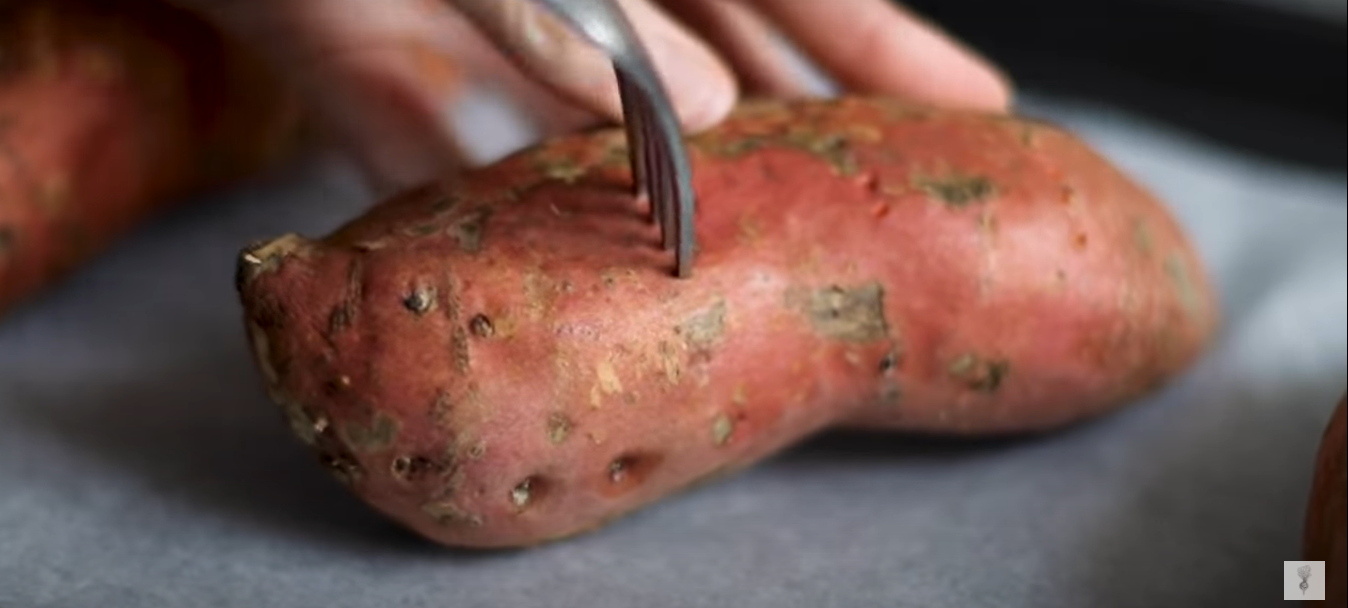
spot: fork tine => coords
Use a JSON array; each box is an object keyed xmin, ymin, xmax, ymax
[
  {"xmin": 619, "ymin": 70, "xmax": 670, "ymax": 245},
  {"xmin": 649, "ymin": 120, "xmax": 677, "ymax": 250},
  {"xmin": 533, "ymin": 0, "xmax": 698, "ymax": 277},
  {"xmin": 636, "ymin": 98, "xmax": 669, "ymax": 247},
  {"xmin": 615, "ymin": 71, "xmax": 648, "ymax": 204},
  {"xmin": 668, "ymin": 131, "xmax": 696, "ymax": 278}
]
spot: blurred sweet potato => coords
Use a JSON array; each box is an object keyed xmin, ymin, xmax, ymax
[
  {"xmin": 0, "ymin": 0, "xmax": 301, "ymax": 318},
  {"xmin": 1305, "ymin": 393, "xmax": 1346, "ymax": 606}
]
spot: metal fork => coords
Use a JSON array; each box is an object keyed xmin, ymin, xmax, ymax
[{"xmin": 532, "ymin": 0, "xmax": 697, "ymax": 278}]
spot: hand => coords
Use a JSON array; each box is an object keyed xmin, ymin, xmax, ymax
[{"xmin": 187, "ymin": 0, "xmax": 1013, "ymax": 192}]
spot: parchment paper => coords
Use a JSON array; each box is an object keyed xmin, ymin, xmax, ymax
[{"xmin": 1, "ymin": 91, "xmax": 1344, "ymax": 608}]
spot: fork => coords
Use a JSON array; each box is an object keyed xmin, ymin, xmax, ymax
[{"xmin": 532, "ymin": 0, "xmax": 698, "ymax": 278}]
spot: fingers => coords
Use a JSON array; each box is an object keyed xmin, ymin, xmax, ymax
[
  {"xmin": 451, "ymin": 0, "xmax": 737, "ymax": 131},
  {"xmin": 203, "ymin": 0, "xmax": 478, "ymax": 192},
  {"xmin": 187, "ymin": 0, "xmax": 1015, "ymax": 194},
  {"xmin": 655, "ymin": 0, "xmax": 814, "ymax": 98},
  {"xmin": 745, "ymin": 0, "xmax": 1014, "ymax": 112}
]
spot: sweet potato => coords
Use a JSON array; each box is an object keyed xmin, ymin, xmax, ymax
[
  {"xmin": 235, "ymin": 96, "xmax": 1220, "ymax": 548},
  {"xmin": 1304, "ymin": 393, "xmax": 1345, "ymax": 606},
  {"xmin": 0, "ymin": 0, "xmax": 300, "ymax": 318}
]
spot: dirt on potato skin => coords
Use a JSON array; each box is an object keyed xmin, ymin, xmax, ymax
[{"xmin": 236, "ymin": 95, "xmax": 1220, "ymax": 549}]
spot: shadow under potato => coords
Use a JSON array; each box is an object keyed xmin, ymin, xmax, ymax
[
  {"xmin": 9, "ymin": 338, "xmax": 433, "ymax": 556},
  {"xmin": 10, "ymin": 317, "xmax": 1129, "ymax": 560}
]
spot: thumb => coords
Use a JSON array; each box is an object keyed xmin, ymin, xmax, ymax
[{"xmin": 452, "ymin": 0, "xmax": 737, "ymax": 132}]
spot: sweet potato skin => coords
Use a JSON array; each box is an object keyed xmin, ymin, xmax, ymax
[
  {"xmin": 0, "ymin": 0, "xmax": 300, "ymax": 318},
  {"xmin": 1305, "ymin": 394, "xmax": 1346, "ymax": 607},
  {"xmin": 236, "ymin": 96, "xmax": 1219, "ymax": 548}
]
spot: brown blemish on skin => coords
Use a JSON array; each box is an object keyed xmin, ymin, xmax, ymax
[
  {"xmin": 468, "ymin": 313, "xmax": 494, "ymax": 338},
  {"xmin": 691, "ymin": 113, "xmax": 875, "ymax": 176},
  {"xmin": 441, "ymin": 464, "xmax": 467, "ymax": 496},
  {"xmin": 596, "ymin": 360, "xmax": 623, "ymax": 396},
  {"xmin": 879, "ymin": 347, "xmax": 902, "ymax": 374},
  {"xmin": 873, "ymin": 176, "xmax": 910, "ymax": 197},
  {"xmin": 422, "ymin": 501, "xmax": 483, "ymax": 527},
  {"xmin": 36, "ymin": 174, "xmax": 69, "ymax": 213},
  {"xmin": 783, "ymin": 129, "xmax": 859, "ymax": 176},
  {"xmin": 0, "ymin": 225, "xmax": 14, "ymax": 258},
  {"xmin": 1165, "ymin": 253, "xmax": 1203, "ymax": 317},
  {"xmin": 509, "ymin": 476, "xmax": 545, "ymax": 511},
  {"xmin": 323, "ymin": 375, "xmax": 352, "ymax": 395},
  {"xmin": 978, "ymin": 211, "xmax": 998, "ymax": 235},
  {"xmin": 403, "ymin": 284, "xmax": 437, "ymax": 315},
  {"xmin": 403, "ymin": 223, "xmax": 439, "ymax": 238},
  {"xmin": 533, "ymin": 147, "xmax": 588, "ymax": 183},
  {"xmin": 298, "ymin": 410, "xmax": 362, "ymax": 486},
  {"xmin": 77, "ymin": 48, "xmax": 122, "ymax": 83},
  {"xmin": 466, "ymin": 440, "xmax": 487, "ymax": 460},
  {"xmin": 317, "ymin": 450, "xmax": 363, "ymax": 486},
  {"xmin": 440, "ymin": 273, "xmax": 463, "ymax": 322},
  {"xmin": 657, "ymin": 341, "xmax": 682, "ymax": 385},
  {"xmin": 447, "ymin": 207, "xmax": 491, "ymax": 253},
  {"xmin": 603, "ymin": 452, "xmax": 663, "ymax": 496},
  {"xmin": 916, "ymin": 173, "xmax": 997, "ymax": 207},
  {"xmin": 327, "ymin": 258, "xmax": 365, "ymax": 337},
  {"xmin": 342, "ymin": 412, "xmax": 399, "ymax": 453},
  {"xmin": 246, "ymin": 321, "xmax": 280, "ymax": 388},
  {"xmin": 711, "ymin": 413, "xmax": 735, "ymax": 446},
  {"xmin": 788, "ymin": 282, "xmax": 889, "ymax": 343},
  {"xmin": 391, "ymin": 455, "xmax": 441, "ymax": 482},
  {"xmin": 522, "ymin": 271, "xmax": 551, "ymax": 322},
  {"xmin": 607, "ymin": 458, "xmax": 630, "ymax": 484},
  {"xmin": 1018, "ymin": 125, "xmax": 1038, "ymax": 147},
  {"xmin": 235, "ymin": 234, "xmax": 309, "ymax": 291},
  {"xmin": 947, "ymin": 353, "xmax": 1010, "ymax": 392},
  {"xmin": 430, "ymin": 391, "xmax": 453, "ymax": 427},
  {"xmin": 280, "ymin": 402, "xmax": 323, "ymax": 447},
  {"xmin": 879, "ymin": 382, "xmax": 902, "ymax": 406},
  {"xmin": 545, "ymin": 160, "xmax": 586, "ymax": 183},
  {"xmin": 1133, "ymin": 219, "xmax": 1155, "ymax": 257},
  {"xmin": 737, "ymin": 215, "xmax": 764, "ymax": 244},
  {"xmin": 429, "ymin": 193, "xmax": 459, "ymax": 214},
  {"xmin": 546, "ymin": 412, "xmax": 573, "ymax": 445},
  {"xmin": 451, "ymin": 327, "xmax": 471, "ymax": 373},
  {"xmin": 679, "ymin": 298, "xmax": 727, "ymax": 351},
  {"xmin": 724, "ymin": 96, "xmax": 796, "ymax": 121},
  {"xmin": 594, "ymin": 130, "xmax": 631, "ymax": 168},
  {"xmin": 351, "ymin": 238, "xmax": 390, "ymax": 252}
]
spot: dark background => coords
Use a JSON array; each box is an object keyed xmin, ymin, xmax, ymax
[{"xmin": 899, "ymin": 0, "xmax": 1346, "ymax": 173}]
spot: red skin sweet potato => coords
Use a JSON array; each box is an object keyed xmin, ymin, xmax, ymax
[
  {"xmin": 0, "ymin": 0, "xmax": 300, "ymax": 318},
  {"xmin": 1305, "ymin": 393, "xmax": 1346, "ymax": 607},
  {"xmin": 235, "ymin": 96, "xmax": 1220, "ymax": 548}
]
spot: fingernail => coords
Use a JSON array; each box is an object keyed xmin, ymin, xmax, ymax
[
  {"xmin": 647, "ymin": 34, "xmax": 735, "ymax": 132},
  {"xmin": 625, "ymin": 20, "xmax": 733, "ymax": 132},
  {"xmin": 447, "ymin": 85, "xmax": 540, "ymax": 164}
]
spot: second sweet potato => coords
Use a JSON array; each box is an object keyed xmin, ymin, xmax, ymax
[
  {"xmin": 0, "ymin": 0, "xmax": 301, "ymax": 318},
  {"xmin": 1305, "ymin": 393, "xmax": 1346, "ymax": 606}
]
